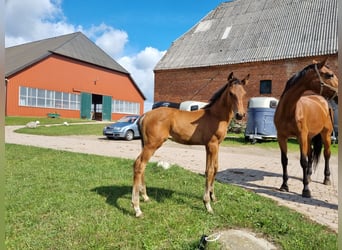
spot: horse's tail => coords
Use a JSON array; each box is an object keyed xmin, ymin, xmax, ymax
[
  {"xmin": 311, "ymin": 134, "xmax": 322, "ymax": 171},
  {"xmin": 137, "ymin": 114, "xmax": 145, "ymax": 148}
]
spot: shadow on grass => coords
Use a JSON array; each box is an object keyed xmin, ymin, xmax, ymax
[
  {"xmin": 216, "ymin": 168, "xmax": 337, "ymax": 210},
  {"xmin": 91, "ymin": 185, "xmax": 173, "ymax": 215},
  {"xmin": 91, "ymin": 185, "xmax": 204, "ymax": 216}
]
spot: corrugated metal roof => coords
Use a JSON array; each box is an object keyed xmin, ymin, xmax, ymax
[
  {"xmin": 5, "ymin": 32, "xmax": 129, "ymax": 76},
  {"xmin": 155, "ymin": 0, "xmax": 338, "ymax": 70}
]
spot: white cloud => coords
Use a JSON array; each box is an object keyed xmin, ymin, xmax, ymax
[
  {"xmin": 84, "ymin": 23, "xmax": 129, "ymax": 59},
  {"xmin": 5, "ymin": 0, "xmax": 166, "ymax": 112},
  {"xmin": 5, "ymin": 0, "xmax": 74, "ymax": 46},
  {"xmin": 118, "ymin": 48, "xmax": 165, "ymax": 110}
]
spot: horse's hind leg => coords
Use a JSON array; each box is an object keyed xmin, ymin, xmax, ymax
[
  {"xmin": 278, "ymin": 136, "xmax": 289, "ymax": 192},
  {"xmin": 322, "ymin": 133, "xmax": 331, "ymax": 185},
  {"xmin": 307, "ymin": 140, "xmax": 313, "ymax": 182}
]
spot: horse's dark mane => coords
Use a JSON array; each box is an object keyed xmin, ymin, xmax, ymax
[
  {"xmin": 203, "ymin": 78, "xmax": 240, "ymax": 109},
  {"xmin": 281, "ymin": 64, "xmax": 315, "ymax": 97}
]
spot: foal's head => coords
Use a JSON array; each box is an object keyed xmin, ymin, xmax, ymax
[{"xmin": 226, "ymin": 72, "xmax": 249, "ymax": 120}]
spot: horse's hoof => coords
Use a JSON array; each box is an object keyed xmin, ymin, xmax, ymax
[
  {"xmin": 279, "ymin": 185, "xmax": 289, "ymax": 192},
  {"xmin": 210, "ymin": 195, "xmax": 217, "ymax": 202},
  {"xmin": 204, "ymin": 202, "xmax": 214, "ymax": 214},
  {"xmin": 207, "ymin": 208, "xmax": 214, "ymax": 214},
  {"xmin": 323, "ymin": 179, "xmax": 331, "ymax": 185},
  {"xmin": 133, "ymin": 207, "xmax": 143, "ymax": 218},
  {"xmin": 135, "ymin": 211, "xmax": 143, "ymax": 218},
  {"xmin": 302, "ymin": 190, "xmax": 311, "ymax": 198}
]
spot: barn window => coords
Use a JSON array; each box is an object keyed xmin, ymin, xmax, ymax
[
  {"xmin": 19, "ymin": 86, "xmax": 80, "ymax": 110},
  {"xmin": 260, "ymin": 80, "xmax": 272, "ymax": 94},
  {"xmin": 112, "ymin": 99, "xmax": 140, "ymax": 115},
  {"xmin": 19, "ymin": 86, "xmax": 27, "ymax": 105},
  {"xmin": 46, "ymin": 90, "xmax": 54, "ymax": 108}
]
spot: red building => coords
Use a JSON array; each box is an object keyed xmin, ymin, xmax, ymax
[{"xmin": 5, "ymin": 32, "xmax": 145, "ymax": 120}]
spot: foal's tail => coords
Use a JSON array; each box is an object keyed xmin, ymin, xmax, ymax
[
  {"xmin": 311, "ymin": 134, "xmax": 322, "ymax": 171},
  {"xmin": 137, "ymin": 114, "xmax": 145, "ymax": 148}
]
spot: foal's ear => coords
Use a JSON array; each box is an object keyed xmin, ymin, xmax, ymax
[
  {"xmin": 241, "ymin": 74, "xmax": 250, "ymax": 85},
  {"xmin": 227, "ymin": 72, "xmax": 234, "ymax": 81},
  {"xmin": 317, "ymin": 57, "xmax": 328, "ymax": 69}
]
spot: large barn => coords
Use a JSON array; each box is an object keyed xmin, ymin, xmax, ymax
[
  {"xmin": 154, "ymin": 0, "xmax": 338, "ymax": 107},
  {"xmin": 5, "ymin": 32, "xmax": 145, "ymax": 121}
]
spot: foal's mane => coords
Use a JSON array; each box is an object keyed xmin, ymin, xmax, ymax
[
  {"xmin": 281, "ymin": 64, "xmax": 316, "ymax": 97},
  {"xmin": 203, "ymin": 77, "xmax": 240, "ymax": 109}
]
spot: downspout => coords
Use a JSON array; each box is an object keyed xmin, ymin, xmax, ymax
[{"xmin": 4, "ymin": 78, "xmax": 8, "ymax": 116}]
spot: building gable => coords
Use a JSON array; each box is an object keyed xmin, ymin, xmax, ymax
[{"xmin": 6, "ymin": 32, "xmax": 128, "ymax": 76}]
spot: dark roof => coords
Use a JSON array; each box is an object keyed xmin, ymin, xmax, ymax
[
  {"xmin": 155, "ymin": 0, "xmax": 338, "ymax": 70},
  {"xmin": 6, "ymin": 32, "xmax": 146, "ymax": 100},
  {"xmin": 5, "ymin": 32, "xmax": 129, "ymax": 76}
]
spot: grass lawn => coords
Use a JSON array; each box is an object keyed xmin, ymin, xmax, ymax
[
  {"xmin": 5, "ymin": 116, "xmax": 94, "ymax": 126},
  {"xmin": 15, "ymin": 123, "xmax": 106, "ymax": 136},
  {"xmin": 5, "ymin": 144, "xmax": 337, "ymax": 249}
]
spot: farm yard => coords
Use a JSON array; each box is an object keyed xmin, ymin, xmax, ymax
[{"xmin": 5, "ymin": 120, "xmax": 338, "ymax": 249}]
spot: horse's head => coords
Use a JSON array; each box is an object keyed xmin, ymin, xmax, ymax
[
  {"xmin": 227, "ymin": 72, "xmax": 249, "ymax": 120},
  {"xmin": 312, "ymin": 58, "xmax": 338, "ymax": 101}
]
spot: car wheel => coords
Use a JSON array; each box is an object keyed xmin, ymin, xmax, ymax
[{"xmin": 125, "ymin": 130, "xmax": 134, "ymax": 141}]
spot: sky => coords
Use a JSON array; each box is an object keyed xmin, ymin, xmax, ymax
[{"xmin": 5, "ymin": 0, "xmax": 226, "ymax": 111}]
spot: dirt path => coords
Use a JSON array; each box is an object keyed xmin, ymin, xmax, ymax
[{"xmin": 5, "ymin": 125, "xmax": 338, "ymax": 232}]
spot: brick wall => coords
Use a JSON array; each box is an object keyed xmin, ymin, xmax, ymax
[{"xmin": 154, "ymin": 55, "xmax": 338, "ymax": 108}]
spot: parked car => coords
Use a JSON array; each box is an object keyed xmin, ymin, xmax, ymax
[{"xmin": 103, "ymin": 115, "xmax": 140, "ymax": 140}]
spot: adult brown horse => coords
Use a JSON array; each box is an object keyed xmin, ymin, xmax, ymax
[
  {"xmin": 274, "ymin": 58, "xmax": 338, "ymax": 198},
  {"xmin": 132, "ymin": 72, "xmax": 249, "ymax": 217}
]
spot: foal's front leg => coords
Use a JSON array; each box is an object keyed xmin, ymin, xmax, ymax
[{"xmin": 203, "ymin": 143, "xmax": 219, "ymax": 213}]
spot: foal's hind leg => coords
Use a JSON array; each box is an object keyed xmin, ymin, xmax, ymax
[{"xmin": 132, "ymin": 146, "xmax": 157, "ymax": 217}]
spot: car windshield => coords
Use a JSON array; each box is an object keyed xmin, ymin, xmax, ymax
[{"xmin": 117, "ymin": 116, "xmax": 137, "ymax": 123}]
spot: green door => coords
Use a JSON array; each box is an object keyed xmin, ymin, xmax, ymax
[
  {"xmin": 80, "ymin": 92, "xmax": 92, "ymax": 119},
  {"xmin": 102, "ymin": 95, "xmax": 112, "ymax": 121}
]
